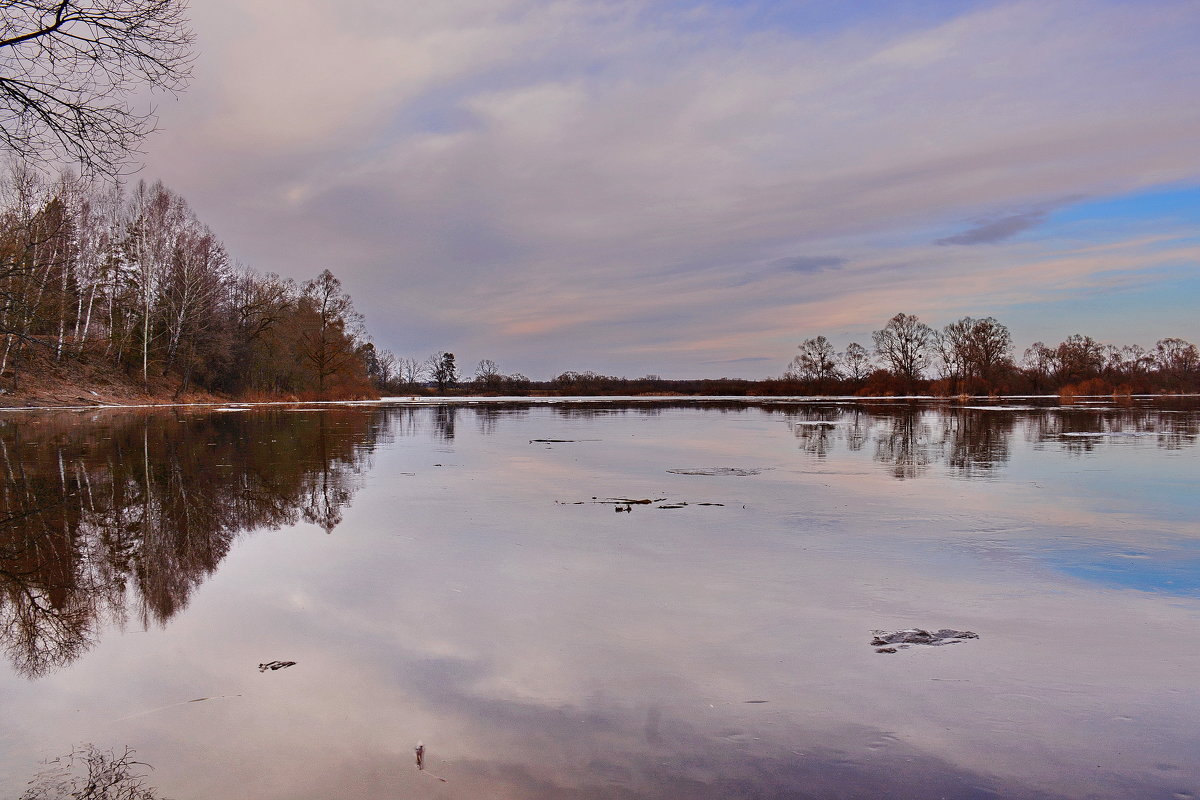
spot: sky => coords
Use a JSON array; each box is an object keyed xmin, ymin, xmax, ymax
[{"xmin": 140, "ymin": 0, "xmax": 1200, "ymax": 380}]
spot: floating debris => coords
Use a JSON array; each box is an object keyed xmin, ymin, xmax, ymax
[
  {"xmin": 870, "ymin": 629, "xmax": 978, "ymax": 650},
  {"xmin": 414, "ymin": 741, "xmax": 448, "ymax": 782},
  {"xmin": 186, "ymin": 694, "xmax": 243, "ymax": 704},
  {"xmin": 667, "ymin": 467, "xmax": 764, "ymax": 477},
  {"xmin": 258, "ymin": 660, "xmax": 296, "ymax": 672},
  {"xmin": 1061, "ymin": 431, "xmax": 1152, "ymax": 438},
  {"xmin": 562, "ymin": 496, "xmax": 728, "ymax": 512}
]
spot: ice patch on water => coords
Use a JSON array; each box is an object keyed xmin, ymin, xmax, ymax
[{"xmin": 1060, "ymin": 431, "xmax": 1153, "ymax": 438}]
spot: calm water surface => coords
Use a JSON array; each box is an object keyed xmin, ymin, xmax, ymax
[{"xmin": 1, "ymin": 399, "xmax": 1198, "ymax": 799}]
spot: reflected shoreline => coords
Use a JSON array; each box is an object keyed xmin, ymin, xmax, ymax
[
  {"xmin": 2, "ymin": 400, "xmax": 1195, "ymax": 678},
  {"xmin": 2, "ymin": 392, "xmax": 1199, "ymax": 414},
  {"xmin": 0, "ymin": 408, "xmax": 384, "ymax": 678}
]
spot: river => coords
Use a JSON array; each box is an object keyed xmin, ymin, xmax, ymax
[{"xmin": 1, "ymin": 398, "xmax": 1197, "ymax": 799}]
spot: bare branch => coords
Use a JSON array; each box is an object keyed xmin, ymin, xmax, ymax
[{"xmin": 0, "ymin": 0, "xmax": 194, "ymax": 176}]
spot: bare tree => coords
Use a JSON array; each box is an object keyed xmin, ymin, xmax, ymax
[
  {"xmin": 1022, "ymin": 341, "xmax": 1058, "ymax": 387},
  {"xmin": 0, "ymin": 166, "xmax": 80, "ymax": 381},
  {"xmin": 1055, "ymin": 334, "xmax": 1105, "ymax": 384},
  {"xmin": 374, "ymin": 347, "xmax": 397, "ymax": 389},
  {"xmin": 872, "ymin": 312, "xmax": 933, "ymax": 389},
  {"xmin": 425, "ymin": 351, "xmax": 456, "ymax": 392},
  {"xmin": 1104, "ymin": 343, "xmax": 1150, "ymax": 385},
  {"xmin": 0, "ymin": 0, "xmax": 194, "ymax": 176},
  {"xmin": 297, "ymin": 269, "xmax": 364, "ymax": 395},
  {"xmin": 124, "ymin": 179, "xmax": 176, "ymax": 385},
  {"xmin": 940, "ymin": 316, "xmax": 1012, "ymax": 389},
  {"xmin": 840, "ymin": 341, "xmax": 872, "ymax": 382},
  {"xmin": 396, "ymin": 355, "xmax": 423, "ymax": 388},
  {"xmin": 1153, "ymin": 337, "xmax": 1199, "ymax": 390},
  {"xmin": 161, "ymin": 221, "xmax": 230, "ymax": 396},
  {"xmin": 66, "ymin": 178, "xmax": 121, "ymax": 355},
  {"xmin": 786, "ymin": 335, "xmax": 840, "ymax": 382},
  {"xmin": 475, "ymin": 358, "xmax": 499, "ymax": 381}
]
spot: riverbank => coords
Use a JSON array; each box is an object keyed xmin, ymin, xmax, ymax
[{"xmin": 0, "ymin": 361, "xmax": 226, "ymax": 408}]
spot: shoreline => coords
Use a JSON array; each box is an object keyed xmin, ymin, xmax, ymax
[{"xmin": 3, "ymin": 392, "xmax": 1198, "ymax": 413}]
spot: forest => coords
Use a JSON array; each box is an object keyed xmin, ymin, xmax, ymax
[{"xmin": 0, "ymin": 169, "xmax": 378, "ymax": 400}]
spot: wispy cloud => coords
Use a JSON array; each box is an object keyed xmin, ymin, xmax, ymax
[
  {"xmin": 771, "ymin": 256, "xmax": 848, "ymax": 273},
  {"xmin": 936, "ymin": 210, "xmax": 1049, "ymax": 245},
  {"xmin": 143, "ymin": 0, "xmax": 1200, "ymax": 377}
]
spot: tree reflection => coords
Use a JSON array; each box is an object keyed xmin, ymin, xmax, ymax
[
  {"xmin": 1024, "ymin": 405, "xmax": 1199, "ymax": 454},
  {"xmin": 433, "ymin": 405, "xmax": 457, "ymax": 441},
  {"xmin": 787, "ymin": 405, "xmax": 842, "ymax": 460},
  {"xmin": 0, "ymin": 409, "xmax": 379, "ymax": 677},
  {"xmin": 872, "ymin": 409, "xmax": 940, "ymax": 480},
  {"xmin": 783, "ymin": 399, "xmax": 1196, "ymax": 478},
  {"xmin": 21, "ymin": 745, "xmax": 163, "ymax": 800},
  {"xmin": 941, "ymin": 409, "xmax": 1015, "ymax": 479},
  {"xmin": 784, "ymin": 404, "xmax": 1015, "ymax": 478}
]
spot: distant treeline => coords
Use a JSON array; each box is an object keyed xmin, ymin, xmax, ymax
[
  {"xmin": 394, "ymin": 312, "xmax": 1199, "ymax": 398},
  {"xmin": 1, "ymin": 169, "xmax": 377, "ymax": 399},
  {"xmin": 776, "ymin": 313, "xmax": 1199, "ymax": 397}
]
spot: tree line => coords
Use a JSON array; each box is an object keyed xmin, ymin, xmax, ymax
[
  {"xmin": 429, "ymin": 316, "xmax": 1197, "ymax": 398},
  {"xmin": 784, "ymin": 312, "xmax": 1199, "ymax": 396},
  {"xmin": 0, "ymin": 168, "xmax": 378, "ymax": 399},
  {"xmin": 5, "ymin": 169, "xmax": 1194, "ymax": 403}
]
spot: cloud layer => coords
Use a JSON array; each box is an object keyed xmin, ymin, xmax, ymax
[{"xmin": 144, "ymin": 0, "xmax": 1200, "ymax": 377}]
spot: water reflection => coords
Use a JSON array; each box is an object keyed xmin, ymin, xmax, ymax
[
  {"xmin": 433, "ymin": 405, "xmax": 457, "ymax": 441},
  {"xmin": 0, "ymin": 409, "xmax": 381, "ymax": 678},
  {"xmin": 1025, "ymin": 405, "xmax": 1200, "ymax": 453},
  {"xmin": 0, "ymin": 400, "xmax": 1198, "ymax": 800},
  {"xmin": 21, "ymin": 745, "xmax": 166, "ymax": 800},
  {"xmin": 781, "ymin": 400, "xmax": 1197, "ymax": 478},
  {"xmin": 3, "ymin": 400, "xmax": 1197, "ymax": 680}
]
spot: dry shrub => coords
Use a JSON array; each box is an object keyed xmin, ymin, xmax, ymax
[{"xmin": 1060, "ymin": 377, "xmax": 1112, "ymax": 402}]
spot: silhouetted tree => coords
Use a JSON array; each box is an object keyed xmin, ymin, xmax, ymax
[
  {"xmin": 427, "ymin": 351, "xmax": 456, "ymax": 392},
  {"xmin": 840, "ymin": 342, "xmax": 872, "ymax": 382},
  {"xmin": 786, "ymin": 336, "xmax": 840, "ymax": 383},
  {"xmin": 939, "ymin": 316, "xmax": 1012, "ymax": 391},
  {"xmin": 474, "ymin": 358, "xmax": 505, "ymax": 391},
  {"xmin": 1153, "ymin": 337, "xmax": 1199, "ymax": 390},
  {"xmin": 0, "ymin": 0, "xmax": 195, "ymax": 176},
  {"xmin": 1055, "ymin": 334, "xmax": 1105, "ymax": 385},
  {"xmin": 396, "ymin": 356, "xmax": 423, "ymax": 389},
  {"xmin": 873, "ymin": 312, "xmax": 933, "ymax": 390}
]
